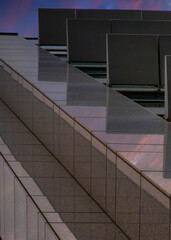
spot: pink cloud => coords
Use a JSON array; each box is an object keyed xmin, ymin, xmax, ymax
[
  {"xmin": 0, "ymin": 0, "xmax": 32, "ymax": 30},
  {"xmin": 112, "ymin": 0, "xmax": 142, "ymax": 9},
  {"xmin": 92, "ymin": 0, "xmax": 103, "ymax": 8},
  {"xmin": 59, "ymin": 0, "xmax": 82, "ymax": 8},
  {"xmin": 146, "ymin": 0, "xmax": 163, "ymax": 10},
  {"xmin": 4, "ymin": 16, "xmax": 18, "ymax": 29},
  {"xmin": 115, "ymin": 0, "xmax": 163, "ymax": 10}
]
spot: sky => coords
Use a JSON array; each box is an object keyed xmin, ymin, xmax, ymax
[{"xmin": 0, "ymin": 0, "xmax": 171, "ymax": 37}]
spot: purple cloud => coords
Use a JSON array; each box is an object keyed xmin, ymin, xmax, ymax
[
  {"xmin": 116, "ymin": 0, "xmax": 163, "ymax": 10},
  {"xmin": 0, "ymin": 0, "xmax": 32, "ymax": 32}
]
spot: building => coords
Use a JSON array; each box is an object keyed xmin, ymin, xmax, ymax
[{"xmin": 0, "ymin": 9, "xmax": 171, "ymax": 240}]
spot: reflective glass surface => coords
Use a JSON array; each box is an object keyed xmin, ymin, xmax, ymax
[
  {"xmin": 1, "ymin": 35, "xmax": 171, "ymax": 240},
  {"xmin": 0, "ymin": 99, "xmax": 127, "ymax": 239}
]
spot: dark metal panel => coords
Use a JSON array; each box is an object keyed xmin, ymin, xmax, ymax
[
  {"xmin": 38, "ymin": 8, "xmax": 75, "ymax": 45},
  {"xmin": 76, "ymin": 9, "xmax": 141, "ymax": 20},
  {"xmin": 159, "ymin": 36, "xmax": 171, "ymax": 87},
  {"xmin": 67, "ymin": 19, "xmax": 111, "ymax": 62},
  {"xmin": 142, "ymin": 10, "xmax": 171, "ymax": 20},
  {"xmin": 112, "ymin": 20, "xmax": 171, "ymax": 35},
  {"xmin": 165, "ymin": 56, "xmax": 171, "ymax": 121},
  {"xmin": 107, "ymin": 34, "xmax": 159, "ymax": 86}
]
